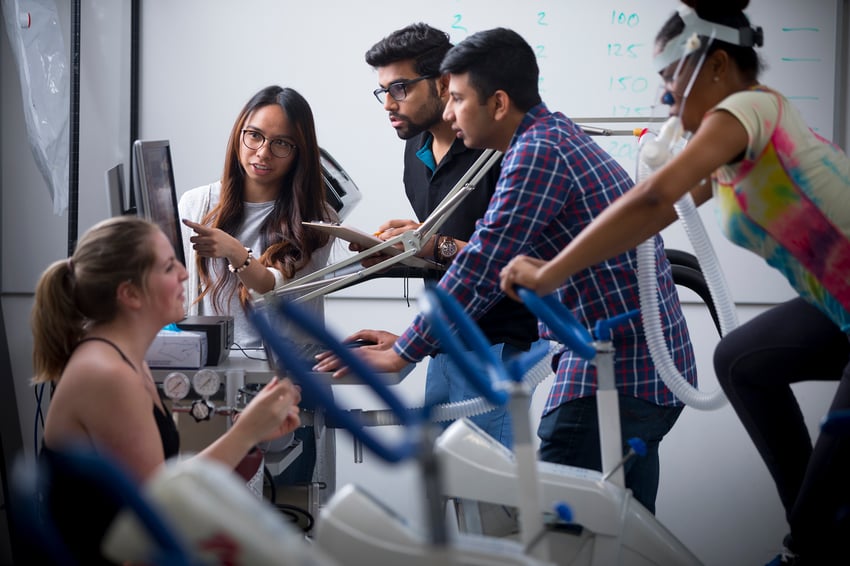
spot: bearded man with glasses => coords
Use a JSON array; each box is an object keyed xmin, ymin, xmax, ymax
[{"xmin": 354, "ymin": 23, "xmax": 540, "ymax": 452}]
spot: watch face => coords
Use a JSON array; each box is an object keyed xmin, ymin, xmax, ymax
[{"xmin": 440, "ymin": 238, "xmax": 458, "ymax": 258}]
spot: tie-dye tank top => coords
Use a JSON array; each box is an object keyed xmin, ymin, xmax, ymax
[{"xmin": 711, "ymin": 87, "xmax": 850, "ymax": 332}]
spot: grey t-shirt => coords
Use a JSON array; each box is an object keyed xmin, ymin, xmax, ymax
[
  {"xmin": 180, "ymin": 182, "xmax": 333, "ymax": 353},
  {"xmin": 200, "ymin": 200, "xmax": 274, "ymax": 350}
]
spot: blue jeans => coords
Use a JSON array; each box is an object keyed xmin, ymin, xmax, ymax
[
  {"xmin": 426, "ymin": 340, "xmax": 542, "ymax": 449},
  {"xmin": 537, "ymin": 394, "xmax": 683, "ymax": 514}
]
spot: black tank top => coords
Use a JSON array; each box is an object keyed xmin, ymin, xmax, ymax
[
  {"xmin": 74, "ymin": 336, "xmax": 180, "ymax": 457},
  {"xmin": 37, "ymin": 337, "xmax": 181, "ymax": 565}
]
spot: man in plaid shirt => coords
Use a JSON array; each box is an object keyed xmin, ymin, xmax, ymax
[{"xmin": 317, "ymin": 27, "xmax": 696, "ymax": 514}]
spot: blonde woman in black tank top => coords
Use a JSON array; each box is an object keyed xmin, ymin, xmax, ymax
[{"xmin": 31, "ymin": 216, "xmax": 302, "ymax": 565}]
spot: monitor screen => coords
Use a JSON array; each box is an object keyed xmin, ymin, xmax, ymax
[{"xmin": 133, "ymin": 139, "xmax": 186, "ymax": 266}]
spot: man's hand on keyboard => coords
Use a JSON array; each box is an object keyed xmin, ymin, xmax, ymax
[{"xmin": 313, "ymin": 329, "xmax": 406, "ymax": 378}]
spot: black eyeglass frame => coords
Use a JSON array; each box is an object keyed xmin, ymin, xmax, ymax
[
  {"xmin": 372, "ymin": 75, "xmax": 435, "ymax": 104},
  {"xmin": 240, "ymin": 129, "xmax": 297, "ymax": 158}
]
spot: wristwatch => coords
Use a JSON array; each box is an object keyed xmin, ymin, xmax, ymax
[{"xmin": 437, "ymin": 235, "xmax": 458, "ymax": 263}]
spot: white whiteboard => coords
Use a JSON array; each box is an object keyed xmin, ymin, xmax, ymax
[{"xmin": 138, "ymin": 0, "xmax": 841, "ymax": 303}]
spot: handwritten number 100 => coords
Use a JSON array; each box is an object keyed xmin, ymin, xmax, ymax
[{"xmin": 611, "ymin": 11, "xmax": 639, "ymax": 27}]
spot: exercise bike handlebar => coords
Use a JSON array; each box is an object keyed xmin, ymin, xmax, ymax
[
  {"xmin": 821, "ymin": 409, "xmax": 850, "ymax": 436},
  {"xmin": 593, "ymin": 308, "xmax": 643, "ymax": 342},
  {"xmin": 420, "ymin": 286, "xmax": 509, "ymax": 405},
  {"xmin": 248, "ymin": 299, "xmax": 422, "ymax": 464},
  {"xmin": 420, "ymin": 287, "xmax": 551, "ymax": 407},
  {"xmin": 515, "ymin": 287, "xmax": 597, "ymax": 360}
]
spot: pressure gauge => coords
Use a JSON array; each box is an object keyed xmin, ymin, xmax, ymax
[
  {"xmin": 190, "ymin": 399, "xmax": 215, "ymax": 422},
  {"xmin": 192, "ymin": 369, "xmax": 221, "ymax": 397},
  {"xmin": 162, "ymin": 372, "xmax": 190, "ymax": 400}
]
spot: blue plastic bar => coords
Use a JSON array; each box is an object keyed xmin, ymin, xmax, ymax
[
  {"xmin": 421, "ymin": 286, "xmax": 552, "ymax": 393},
  {"xmin": 821, "ymin": 409, "xmax": 850, "ymax": 436},
  {"xmin": 516, "ymin": 287, "xmax": 597, "ymax": 361},
  {"xmin": 593, "ymin": 309, "xmax": 641, "ymax": 341},
  {"xmin": 420, "ymin": 287, "xmax": 510, "ymax": 406},
  {"xmin": 249, "ymin": 300, "xmax": 421, "ymax": 464}
]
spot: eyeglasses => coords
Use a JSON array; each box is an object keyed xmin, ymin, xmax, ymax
[
  {"xmin": 241, "ymin": 129, "xmax": 297, "ymax": 158},
  {"xmin": 373, "ymin": 75, "xmax": 434, "ymax": 104}
]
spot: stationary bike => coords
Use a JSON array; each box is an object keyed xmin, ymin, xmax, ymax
[{"xmin": 421, "ymin": 285, "xmax": 703, "ymax": 565}]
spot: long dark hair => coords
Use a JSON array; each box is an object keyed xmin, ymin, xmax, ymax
[{"xmin": 199, "ymin": 85, "xmax": 335, "ymax": 312}]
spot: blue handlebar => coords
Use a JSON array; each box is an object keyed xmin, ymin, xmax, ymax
[
  {"xmin": 516, "ymin": 287, "xmax": 597, "ymax": 361},
  {"xmin": 249, "ymin": 300, "xmax": 421, "ymax": 464},
  {"xmin": 420, "ymin": 287, "xmax": 552, "ymax": 402},
  {"xmin": 594, "ymin": 309, "xmax": 641, "ymax": 341},
  {"xmin": 821, "ymin": 409, "xmax": 850, "ymax": 436},
  {"xmin": 420, "ymin": 287, "xmax": 511, "ymax": 406}
]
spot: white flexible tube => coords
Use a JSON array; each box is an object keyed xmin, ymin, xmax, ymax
[
  {"xmin": 637, "ymin": 240, "xmax": 727, "ymax": 410},
  {"xmin": 672, "ymin": 193, "xmax": 739, "ymax": 336},
  {"xmin": 635, "ymin": 119, "xmax": 737, "ymax": 410}
]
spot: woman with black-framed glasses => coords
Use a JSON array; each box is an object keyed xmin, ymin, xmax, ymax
[
  {"xmin": 178, "ymin": 85, "xmax": 337, "ymax": 352},
  {"xmin": 178, "ymin": 85, "xmax": 340, "ymax": 503}
]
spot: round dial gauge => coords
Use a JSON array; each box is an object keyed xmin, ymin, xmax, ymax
[
  {"xmin": 162, "ymin": 372, "xmax": 190, "ymax": 400},
  {"xmin": 192, "ymin": 369, "xmax": 221, "ymax": 397},
  {"xmin": 190, "ymin": 399, "xmax": 215, "ymax": 422}
]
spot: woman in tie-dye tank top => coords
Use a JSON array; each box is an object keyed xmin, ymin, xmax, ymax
[{"xmin": 499, "ymin": 1, "xmax": 849, "ymax": 563}]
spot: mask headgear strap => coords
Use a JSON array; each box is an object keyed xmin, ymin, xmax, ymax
[{"xmin": 653, "ymin": 5, "xmax": 763, "ymax": 73}]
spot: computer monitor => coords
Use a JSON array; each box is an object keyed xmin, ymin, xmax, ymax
[
  {"xmin": 105, "ymin": 163, "xmax": 126, "ymax": 217},
  {"xmin": 133, "ymin": 139, "xmax": 186, "ymax": 266},
  {"xmin": 320, "ymin": 148, "xmax": 361, "ymax": 221}
]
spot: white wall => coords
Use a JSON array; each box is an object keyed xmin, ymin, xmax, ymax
[{"xmin": 1, "ymin": 1, "xmax": 848, "ymax": 565}]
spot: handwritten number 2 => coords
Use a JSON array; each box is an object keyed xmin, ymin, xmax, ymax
[{"xmin": 452, "ymin": 14, "xmax": 468, "ymax": 33}]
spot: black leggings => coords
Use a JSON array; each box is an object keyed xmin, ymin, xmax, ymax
[{"xmin": 714, "ymin": 297, "xmax": 850, "ymax": 558}]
